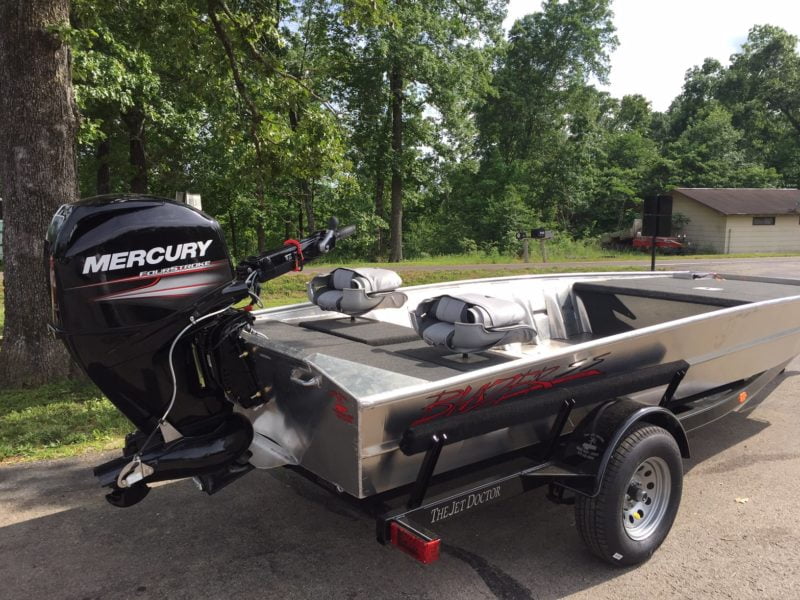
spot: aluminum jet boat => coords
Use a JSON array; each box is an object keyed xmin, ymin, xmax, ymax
[{"xmin": 46, "ymin": 195, "xmax": 800, "ymax": 566}]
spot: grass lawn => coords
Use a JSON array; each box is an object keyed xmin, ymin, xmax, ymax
[
  {"xmin": 324, "ymin": 250, "xmax": 800, "ymax": 268},
  {"xmin": 0, "ymin": 381, "xmax": 129, "ymax": 462},
  {"xmin": 330, "ymin": 245, "xmax": 631, "ymax": 265},
  {"xmin": 0, "ymin": 280, "xmax": 131, "ymax": 462},
  {"xmin": 259, "ymin": 263, "xmax": 644, "ymax": 307}
]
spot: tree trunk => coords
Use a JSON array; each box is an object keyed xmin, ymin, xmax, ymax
[
  {"xmin": 374, "ymin": 172, "xmax": 385, "ymax": 258},
  {"xmin": 284, "ymin": 197, "xmax": 293, "ymax": 240},
  {"xmin": 0, "ymin": 0, "xmax": 78, "ymax": 386},
  {"xmin": 96, "ymin": 134, "xmax": 111, "ymax": 195},
  {"xmin": 122, "ymin": 106, "xmax": 148, "ymax": 193},
  {"xmin": 300, "ymin": 179, "xmax": 315, "ymax": 234},
  {"xmin": 229, "ymin": 210, "xmax": 239, "ymax": 258},
  {"xmin": 615, "ymin": 199, "xmax": 627, "ymax": 230},
  {"xmin": 297, "ymin": 199, "xmax": 304, "ymax": 236},
  {"xmin": 374, "ymin": 105, "xmax": 391, "ymax": 259},
  {"xmin": 288, "ymin": 108, "xmax": 316, "ymax": 234},
  {"xmin": 256, "ymin": 179, "xmax": 266, "ymax": 253},
  {"xmin": 389, "ymin": 62, "xmax": 404, "ymax": 262}
]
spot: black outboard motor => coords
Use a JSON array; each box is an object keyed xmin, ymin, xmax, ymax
[
  {"xmin": 47, "ymin": 195, "xmax": 242, "ymax": 428},
  {"xmin": 46, "ymin": 194, "xmax": 354, "ymax": 507},
  {"xmin": 46, "ymin": 195, "xmax": 253, "ymax": 505}
]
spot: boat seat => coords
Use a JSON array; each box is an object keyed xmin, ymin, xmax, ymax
[
  {"xmin": 410, "ymin": 293, "xmax": 536, "ymax": 354},
  {"xmin": 307, "ymin": 267, "xmax": 407, "ymax": 316}
]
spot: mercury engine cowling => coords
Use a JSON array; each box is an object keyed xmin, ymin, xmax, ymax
[{"xmin": 46, "ymin": 194, "xmax": 254, "ymax": 502}]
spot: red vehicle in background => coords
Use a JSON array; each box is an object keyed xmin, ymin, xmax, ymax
[
  {"xmin": 631, "ymin": 235, "xmax": 685, "ymax": 252},
  {"xmin": 602, "ymin": 218, "xmax": 688, "ymax": 254}
]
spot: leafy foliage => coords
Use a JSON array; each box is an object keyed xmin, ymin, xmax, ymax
[{"xmin": 61, "ymin": 3, "xmax": 800, "ymax": 259}]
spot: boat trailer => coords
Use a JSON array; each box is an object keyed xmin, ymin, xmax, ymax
[{"xmin": 284, "ymin": 358, "xmax": 772, "ymax": 565}]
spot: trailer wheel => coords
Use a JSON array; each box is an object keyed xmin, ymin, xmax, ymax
[{"xmin": 575, "ymin": 423, "xmax": 683, "ymax": 567}]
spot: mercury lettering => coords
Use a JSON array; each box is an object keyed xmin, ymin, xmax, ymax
[{"xmin": 82, "ymin": 240, "xmax": 213, "ymax": 275}]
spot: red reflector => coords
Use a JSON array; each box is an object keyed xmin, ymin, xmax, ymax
[{"xmin": 389, "ymin": 521, "xmax": 440, "ymax": 564}]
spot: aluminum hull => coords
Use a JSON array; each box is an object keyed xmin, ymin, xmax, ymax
[{"xmin": 237, "ymin": 271, "xmax": 800, "ymax": 498}]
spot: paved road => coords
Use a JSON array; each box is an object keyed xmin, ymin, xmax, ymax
[
  {"xmin": 3, "ymin": 256, "xmax": 800, "ymax": 599},
  {"xmin": 297, "ymin": 255, "xmax": 800, "ymax": 278}
]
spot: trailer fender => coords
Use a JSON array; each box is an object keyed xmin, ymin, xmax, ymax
[{"xmin": 563, "ymin": 398, "xmax": 689, "ymax": 498}]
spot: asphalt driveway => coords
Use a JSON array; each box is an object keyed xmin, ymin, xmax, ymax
[{"xmin": 2, "ymin": 357, "xmax": 800, "ymax": 599}]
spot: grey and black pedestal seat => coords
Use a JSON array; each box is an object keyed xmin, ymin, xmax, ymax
[
  {"xmin": 302, "ymin": 268, "xmax": 416, "ymax": 346},
  {"xmin": 410, "ymin": 293, "xmax": 536, "ymax": 354},
  {"xmin": 307, "ymin": 267, "xmax": 408, "ymax": 316}
]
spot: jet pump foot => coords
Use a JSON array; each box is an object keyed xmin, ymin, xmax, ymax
[{"xmin": 105, "ymin": 483, "xmax": 150, "ymax": 508}]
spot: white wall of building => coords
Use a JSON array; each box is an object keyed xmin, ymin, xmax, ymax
[
  {"xmin": 725, "ymin": 214, "xmax": 800, "ymax": 253},
  {"xmin": 671, "ymin": 193, "xmax": 727, "ymax": 252}
]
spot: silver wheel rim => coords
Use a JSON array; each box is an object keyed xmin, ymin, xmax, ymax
[{"xmin": 622, "ymin": 457, "xmax": 671, "ymax": 541}]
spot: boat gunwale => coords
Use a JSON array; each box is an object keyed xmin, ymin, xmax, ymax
[
  {"xmin": 358, "ymin": 291, "xmax": 800, "ymax": 405},
  {"xmin": 248, "ymin": 270, "xmax": 800, "ymax": 406}
]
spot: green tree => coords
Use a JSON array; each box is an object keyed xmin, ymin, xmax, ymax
[
  {"xmin": 665, "ymin": 58, "xmax": 725, "ymax": 140},
  {"xmin": 723, "ymin": 25, "xmax": 800, "ymax": 186},
  {"xmin": 203, "ymin": 0, "xmax": 358, "ymax": 250},
  {"xmin": 661, "ymin": 27, "xmax": 800, "ymax": 188},
  {"xmin": 459, "ymin": 0, "xmax": 617, "ymax": 246},
  {"xmin": 667, "ymin": 103, "xmax": 779, "ymax": 188},
  {"xmin": 339, "ymin": 0, "xmax": 506, "ymax": 261},
  {"xmin": 585, "ymin": 94, "xmax": 664, "ymax": 235},
  {"xmin": 70, "ymin": 0, "xmax": 205, "ymax": 196},
  {"xmin": 70, "ymin": 0, "xmax": 351, "ymax": 255},
  {"xmin": 729, "ymin": 26, "xmax": 800, "ymax": 135}
]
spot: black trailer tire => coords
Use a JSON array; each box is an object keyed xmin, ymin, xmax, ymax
[{"xmin": 575, "ymin": 423, "xmax": 683, "ymax": 567}]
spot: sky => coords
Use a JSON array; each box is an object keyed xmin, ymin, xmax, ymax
[{"xmin": 504, "ymin": 0, "xmax": 800, "ymax": 112}]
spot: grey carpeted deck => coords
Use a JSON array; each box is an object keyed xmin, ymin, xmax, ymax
[
  {"xmin": 299, "ymin": 317, "xmax": 420, "ymax": 346},
  {"xmin": 573, "ymin": 276, "xmax": 800, "ymax": 307},
  {"xmin": 252, "ymin": 320, "xmax": 517, "ymax": 381}
]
